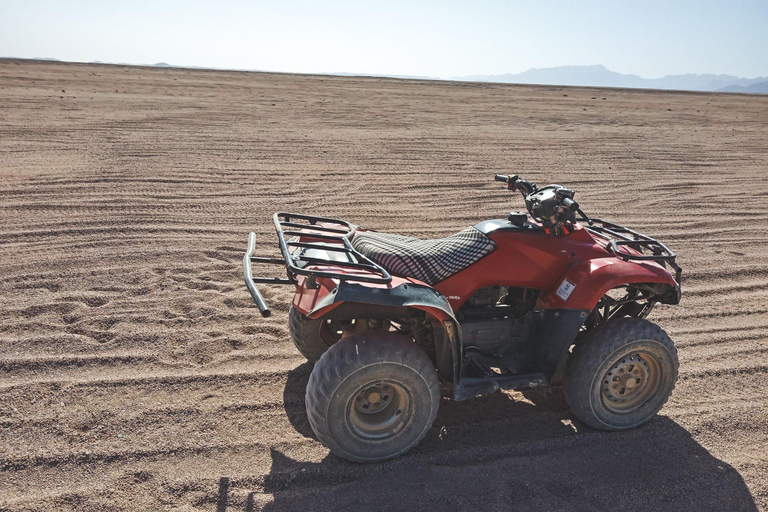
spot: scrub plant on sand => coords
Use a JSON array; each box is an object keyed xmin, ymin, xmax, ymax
[{"xmin": 244, "ymin": 175, "xmax": 682, "ymax": 462}]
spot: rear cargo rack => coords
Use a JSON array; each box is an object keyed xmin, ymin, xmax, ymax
[
  {"xmin": 580, "ymin": 216, "xmax": 682, "ymax": 282},
  {"xmin": 243, "ymin": 213, "xmax": 392, "ymax": 317}
]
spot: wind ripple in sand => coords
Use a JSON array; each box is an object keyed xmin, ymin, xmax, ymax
[{"xmin": 1, "ymin": 59, "xmax": 766, "ymax": 511}]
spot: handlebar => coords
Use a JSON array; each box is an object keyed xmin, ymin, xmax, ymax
[
  {"xmin": 494, "ymin": 174, "xmax": 580, "ymax": 232},
  {"xmin": 494, "ymin": 174, "xmax": 536, "ymax": 196}
]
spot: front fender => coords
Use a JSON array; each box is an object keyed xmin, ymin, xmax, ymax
[{"xmin": 540, "ymin": 257, "xmax": 679, "ymax": 311}]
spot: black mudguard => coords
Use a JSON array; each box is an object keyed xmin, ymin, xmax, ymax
[
  {"xmin": 310, "ymin": 281, "xmax": 460, "ymax": 383},
  {"xmin": 528, "ymin": 309, "xmax": 590, "ymax": 379},
  {"xmin": 310, "ymin": 281, "xmax": 456, "ymax": 321}
]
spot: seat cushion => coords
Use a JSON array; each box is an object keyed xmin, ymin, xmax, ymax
[{"xmin": 351, "ymin": 227, "xmax": 496, "ymax": 285}]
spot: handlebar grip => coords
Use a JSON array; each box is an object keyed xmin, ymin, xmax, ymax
[
  {"xmin": 494, "ymin": 174, "xmax": 509, "ymax": 183},
  {"xmin": 562, "ymin": 197, "xmax": 580, "ymax": 211}
]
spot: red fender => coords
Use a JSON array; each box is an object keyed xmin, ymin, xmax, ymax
[
  {"xmin": 539, "ymin": 257, "xmax": 678, "ymax": 311},
  {"xmin": 291, "ymin": 274, "xmax": 338, "ymax": 317},
  {"xmin": 292, "ymin": 272, "xmax": 455, "ymax": 324}
]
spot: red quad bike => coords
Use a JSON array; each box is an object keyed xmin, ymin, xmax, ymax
[{"xmin": 243, "ymin": 175, "xmax": 682, "ymax": 462}]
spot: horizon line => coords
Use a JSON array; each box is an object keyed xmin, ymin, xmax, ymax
[{"xmin": 1, "ymin": 56, "xmax": 765, "ymax": 95}]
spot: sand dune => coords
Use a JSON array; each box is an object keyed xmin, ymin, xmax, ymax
[{"xmin": 1, "ymin": 59, "xmax": 767, "ymax": 511}]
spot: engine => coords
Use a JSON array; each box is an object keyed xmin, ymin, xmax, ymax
[{"xmin": 458, "ymin": 286, "xmax": 538, "ymax": 357}]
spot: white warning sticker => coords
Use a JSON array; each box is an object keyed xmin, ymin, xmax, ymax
[{"xmin": 556, "ymin": 279, "xmax": 576, "ymax": 301}]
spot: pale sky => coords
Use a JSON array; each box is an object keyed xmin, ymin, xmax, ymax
[{"xmin": 1, "ymin": 0, "xmax": 767, "ymax": 79}]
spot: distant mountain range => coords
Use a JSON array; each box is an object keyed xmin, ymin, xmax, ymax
[
  {"xmin": 718, "ymin": 81, "xmax": 768, "ymax": 94},
  {"xmin": 3, "ymin": 58, "xmax": 766, "ymax": 94},
  {"xmin": 453, "ymin": 65, "xmax": 767, "ymax": 93}
]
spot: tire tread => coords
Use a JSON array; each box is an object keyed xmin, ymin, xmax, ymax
[
  {"xmin": 288, "ymin": 306, "xmax": 330, "ymax": 362},
  {"xmin": 306, "ymin": 332, "xmax": 440, "ymax": 462},
  {"xmin": 564, "ymin": 317, "xmax": 678, "ymax": 431}
]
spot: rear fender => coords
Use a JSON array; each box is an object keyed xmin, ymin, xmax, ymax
[
  {"xmin": 540, "ymin": 257, "xmax": 680, "ymax": 311},
  {"xmin": 306, "ymin": 277, "xmax": 456, "ymax": 323},
  {"xmin": 300, "ymin": 276, "xmax": 459, "ymax": 383},
  {"xmin": 291, "ymin": 274, "xmax": 338, "ymax": 316}
]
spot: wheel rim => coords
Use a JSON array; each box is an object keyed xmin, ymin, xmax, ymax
[
  {"xmin": 601, "ymin": 351, "xmax": 662, "ymax": 414},
  {"xmin": 347, "ymin": 381, "xmax": 412, "ymax": 440}
]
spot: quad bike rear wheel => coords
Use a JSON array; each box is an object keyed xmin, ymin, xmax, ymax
[
  {"xmin": 288, "ymin": 306, "xmax": 363, "ymax": 362},
  {"xmin": 564, "ymin": 317, "xmax": 678, "ymax": 431},
  {"xmin": 305, "ymin": 331, "xmax": 440, "ymax": 462}
]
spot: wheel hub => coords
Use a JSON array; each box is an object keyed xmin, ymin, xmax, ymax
[
  {"xmin": 348, "ymin": 381, "xmax": 410, "ymax": 440},
  {"xmin": 354, "ymin": 384, "xmax": 394, "ymax": 414},
  {"xmin": 602, "ymin": 353, "xmax": 657, "ymax": 409}
]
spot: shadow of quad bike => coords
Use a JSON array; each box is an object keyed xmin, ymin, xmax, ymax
[{"xmin": 212, "ymin": 363, "xmax": 759, "ymax": 512}]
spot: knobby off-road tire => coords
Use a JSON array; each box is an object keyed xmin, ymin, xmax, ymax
[
  {"xmin": 305, "ymin": 332, "xmax": 440, "ymax": 462},
  {"xmin": 288, "ymin": 306, "xmax": 335, "ymax": 363},
  {"xmin": 564, "ymin": 317, "xmax": 678, "ymax": 431}
]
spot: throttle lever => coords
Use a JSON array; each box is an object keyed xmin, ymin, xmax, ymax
[{"xmin": 561, "ymin": 197, "xmax": 580, "ymax": 211}]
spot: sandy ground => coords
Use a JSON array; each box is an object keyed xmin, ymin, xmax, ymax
[{"xmin": 0, "ymin": 59, "xmax": 767, "ymax": 511}]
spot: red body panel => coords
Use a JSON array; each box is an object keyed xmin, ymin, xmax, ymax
[
  {"xmin": 290, "ymin": 222, "xmax": 677, "ymax": 316},
  {"xmin": 292, "ymin": 274, "xmax": 338, "ymax": 316},
  {"xmin": 433, "ymin": 225, "xmax": 600, "ymax": 311},
  {"xmin": 433, "ymin": 224, "xmax": 675, "ymax": 311},
  {"xmin": 538, "ymin": 257, "xmax": 676, "ymax": 310}
]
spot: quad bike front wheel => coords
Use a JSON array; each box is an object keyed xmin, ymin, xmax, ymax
[
  {"xmin": 305, "ymin": 332, "xmax": 440, "ymax": 462},
  {"xmin": 564, "ymin": 317, "xmax": 678, "ymax": 431}
]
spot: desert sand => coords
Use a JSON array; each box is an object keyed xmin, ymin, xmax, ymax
[{"xmin": 1, "ymin": 59, "xmax": 767, "ymax": 511}]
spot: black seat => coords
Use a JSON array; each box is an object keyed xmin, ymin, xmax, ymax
[{"xmin": 351, "ymin": 227, "xmax": 496, "ymax": 285}]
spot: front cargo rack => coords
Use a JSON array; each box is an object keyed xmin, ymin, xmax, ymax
[
  {"xmin": 243, "ymin": 213, "xmax": 392, "ymax": 317},
  {"xmin": 580, "ymin": 216, "xmax": 682, "ymax": 283}
]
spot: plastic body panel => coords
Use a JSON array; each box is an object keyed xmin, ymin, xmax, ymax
[
  {"xmin": 432, "ymin": 222, "xmax": 676, "ymax": 313},
  {"xmin": 292, "ymin": 272, "xmax": 455, "ymax": 324},
  {"xmin": 290, "ymin": 220, "xmax": 678, "ymax": 323}
]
